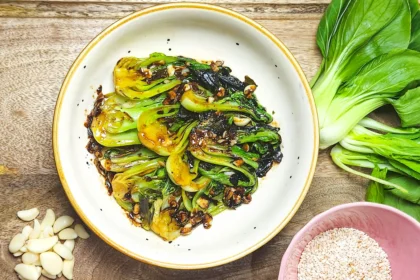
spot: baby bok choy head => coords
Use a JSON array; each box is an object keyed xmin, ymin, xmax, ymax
[
  {"xmin": 313, "ymin": 0, "xmax": 413, "ymax": 124},
  {"xmin": 137, "ymin": 105, "xmax": 198, "ymax": 156},
  {"xmin": 111, "ymin": 158, "xmax": 166, "ymax": 210},
  {"xmin": 166, "ymin": 149, "xmax": 211, "ymax": 192},
  {"xmin": 110, "ymin": 157, "xmax": 185, "ymax": 240},
  {"xmin": 312, "ymin": 0, "xmax": 420, "ymax": 148},
  {"xmin": 88, "ymin": 91, "xmax": 166, "ymax": 147},
  {"xmin": 99, "ymin": 145, "xmax": 160, "ymax": 173},
  {"xmin": 180, "ymin": 85, "xmax": 272, "ymax": 123},
  {"xmin": 319, "ymin": 49, "xmax": 420, "ymax": 148},
  {"xmin": 114, "ymin": 53, "xmax": 181, "ymax": 100}
]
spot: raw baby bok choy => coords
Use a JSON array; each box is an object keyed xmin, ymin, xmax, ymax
[
  {"xmin": 86, "ymin": 53, "xmax": 282, "ymax": 240},
  {"xmin": 367, "ymin": 168, "xmax": 420, "ymax": 221},
  {"xmin": 331, "ymin": 118, "xmax": 420, "ymax": 220},
  {"xmin": 319, "ymin": 49, "xmax": 420, "ymax": 148},
  {"xmin": 312, "ymin": 0, "xmax": 419, "ymax": 148}
]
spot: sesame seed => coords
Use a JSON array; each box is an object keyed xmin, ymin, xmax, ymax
[{"xmin": 298, "ymin": 228, "xmax": 391, "ymax": 280}]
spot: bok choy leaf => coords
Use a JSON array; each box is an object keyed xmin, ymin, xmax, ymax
[
  {"xmin": 366, "ymin": 168, "xmax": 420, "ymax": 221},
  {"xmin": 313, "ymin": 0, "xmax": 412, "ymax": 127},
  {"xmin": 409, "ymin": 11, "xmax": 420, "ymax": 51},
  {"xmin": 388, "ymin": 87, "xmax": 420, "ymax": 128}
]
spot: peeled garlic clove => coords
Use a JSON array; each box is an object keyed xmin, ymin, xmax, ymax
[
  {"xmin": 53, "ymin": 216, "xmax": 74, "ymax": 233},
  {"xmin": 40, "ymin": 209, "xmax": 55, "ymax": 230},
  {"xmin": 63, "ymin": 259, "xmax": 74, "ymax": 280},
  {"xmin": 53, "ymin": 243, "xmax": 73, "ymax": 260},
  {"xmin": 22, "ymin": 252, "xmax": 40, "ymax": 265},
  {"xmin": 41, "ymin": 226, "xmax": 54, "ymax": 238},
  {"xmin": 63, "ymin": 240, "xmax": 75, "ymax": 252},
  {"xmin": 29, "ymin": 219, "xmax": 41, "ymax": 240},
  {"xmin": 26, "ymin": 236, "xmax": 58, "ymax": 253},
  {"xmin": 40, "ymin": 252, "xmax": 63, "ymax": 276},
  {"xmin": 13, "ymin": 251, "xmax": 23, "ymax": 257},
  {"xmin": 17, "ymin": 208, "xmax": 39, "ymax": 222},
  {"xmin": 244, "ymin": 84, "xmax": 257, "ymax": 95},
  {"xmin": 36, "ymin": 267, "xmax": 42, "ymax": 280},
  {"xmin": 58, "ymin": 272, "xmax": 62, "ymax": 278},
  {"xmin": 41, "ymin": 269, "xmax": 57, "ymax": 279},
  {"xmin": 233, "ymin": 116, "xmax": 251, "ymax": 127},
  {"xmin": 9, "ymin": 233, "xmax": 26, "ymax": 253},
  {"xmin": 58, "ymin": 228, "xmax": 78, "ymax": 240},
  {"xmin": 14, "ymin": 264, "xmax": 40, "ymax": 280},
  {"xmin": 20, "ymin": 246, "xmax": 28, "ymax": 253},
  {"xmin": 74, "ymin": 224, "xmax": 90, "ymax": 239},
  {"xmin": 167, "ymin": 64, "xmax": 175, "ymax": 76},
  {"xmin": 21, "ymin": 226, "xmax": 33, "ymax": 240}
]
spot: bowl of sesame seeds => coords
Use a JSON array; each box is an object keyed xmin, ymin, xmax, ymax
[{"xmin": 279, "ymin": 202, "xmax": 420, "ymax": 280}]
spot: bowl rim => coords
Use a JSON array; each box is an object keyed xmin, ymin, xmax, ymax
[
  {"xmin": 279, "ymin": 201, "xmax": 420, "ymax": 278},
  {"xmin": 52, "ymin": 2, "xmax": 319, "ymax": 269}
]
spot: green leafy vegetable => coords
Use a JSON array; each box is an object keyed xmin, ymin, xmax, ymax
[
  {"xmin": 190, "ymin": 147, "xmax": 256, "ymax": 187},
  {"xmin": 89, "ymin": 92, "xmax": 166, "ymax": 147},
  {"xmin": 410, "ymin": 11, "xmax": 420, "ymax": 51},
  {"xmin": 114, "ymin": 54, "xmax": 180, "ymax": 100},
  {"xmin": 236, "ymin": 125, "xmax": 280, "ymax": 144},
  {"xmin": 180, "ymin": 90, "xmax": 272, "ymax": 123},
  {"xmin": 319, "ymin": 50, "xmax": 420, "ymax": 148},
  {"xmin": 100, "ymin": 145, "xmax": 160, "ymax": 172},
  {"xmin": 313, "ymin": 0, "xmax": 411, "ymax": 125},
  {"xmin": 87, "ymin": 53, "xmax": 281, "ymax": 241},
  {"xmin": 366, "ymin": 168, "xmax": 420, "ymax": 221},
  {"xmin": 332, "ymin": 118, "xmax": 420, "ymax": 204},
  {"xmin": 312, "ymin": 0, "xmax": 418, "ymax": 148},
  {"xmin": 166, "ymin": 150, "xmax": 211, "ymax": 192},
  {"xmin": 388, "ymin": 87, "xmax": 420, "ymax": 127},
  {"xmin": 314, "ymin": 0, "xmax": 420, "ymax": 222},
  {"xmin": 137, "ymin": 105, "xmax": 198, "ymax": 156}
]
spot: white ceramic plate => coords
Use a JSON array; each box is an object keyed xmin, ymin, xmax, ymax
[{"xmin": 53, "ymin": 3, "xmax": 318, "ymax": 269}]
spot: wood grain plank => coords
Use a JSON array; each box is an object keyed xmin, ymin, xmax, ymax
[
  {"xmin": 0, "ymin": 175, "xmax": 366, "ymax": 280},
  {"xmin": 9, "ymin": 0, "xmax": 331, "ymax": 4},
  {"xmin": 0, "ymin": 2, "xmax": 326, "ymax": 19},
  {"xmin": 0, "ymin": 17, "xmax": 321, "ymax": 175}
]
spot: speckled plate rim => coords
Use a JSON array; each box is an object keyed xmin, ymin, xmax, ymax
[{"xmin": 52, "ymin": 2, "xmax": 319, "ymax": 269}]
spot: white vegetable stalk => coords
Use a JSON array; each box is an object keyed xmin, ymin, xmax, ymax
[
  {"xmin": 331, "ymin": 145, "xmax": 408, "ymax": 195},
  {"xmin": 319, "ymin": 99, "xmax": 387, "ymax": 149}
]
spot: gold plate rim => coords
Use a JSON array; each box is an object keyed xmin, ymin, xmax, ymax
[{"xmin": 52, "ymin": 2, "xmax": 319, "ymax": 270}]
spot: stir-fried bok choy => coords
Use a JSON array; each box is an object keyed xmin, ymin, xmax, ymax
[{"xmin": 86, "ymin": 53, "xmax": 282, "ymax": 240}]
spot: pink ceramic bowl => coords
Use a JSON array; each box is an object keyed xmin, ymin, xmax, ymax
[{"xmin": 279, "ymin": 202, "xmax": 420, "ymax": 280}]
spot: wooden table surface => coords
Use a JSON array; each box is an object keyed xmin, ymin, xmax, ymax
[{"xmin": 0, "ymin": 1, "xmax": 371, "ymax": 279}]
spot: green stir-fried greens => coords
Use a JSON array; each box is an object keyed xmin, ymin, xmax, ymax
[{"xmin": 86, "ymin": 53, "xmax": 282, "ymax": 240}]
